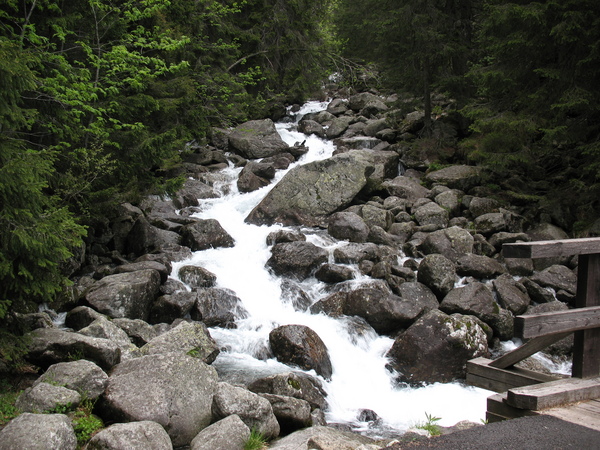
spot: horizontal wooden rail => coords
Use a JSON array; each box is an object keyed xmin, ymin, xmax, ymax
[
  {"xmin": 502, "ymin": 237, "xmax": 600, "ymax": 259},
  {"xmin": 516, "ymin": 306, "xmax": 600, "ymax": 339}
]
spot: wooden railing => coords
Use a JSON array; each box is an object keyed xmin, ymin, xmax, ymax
[{"xmin": 467, "ymin": 237, "xmax": 600, "ymax": 416}]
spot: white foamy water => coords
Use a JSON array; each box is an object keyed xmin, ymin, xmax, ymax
[{"xmin": 171, "ymin": 101, "xmax": 491, "ymax": 436}]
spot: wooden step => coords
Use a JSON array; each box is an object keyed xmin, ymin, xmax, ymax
[{"xmin": 507, "ymin": 376, "xmax": 600, "ymax": 410}]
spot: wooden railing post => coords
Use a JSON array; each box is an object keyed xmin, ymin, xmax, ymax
[{"xmin": 573, "ymin": 253, "xmax": 600, "ymax": 378}]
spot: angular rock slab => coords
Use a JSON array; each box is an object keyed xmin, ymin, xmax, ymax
[
  {"xmin": 35, "ymin": 359, "xmax": 108, "ymax": 400},
  {"xmin": 212, "ymin": 382, "xmax": 280, "ymax": 439},
  {"xmin": 268, "ymin": 425, "xmax": 380, "ymax": 450},
  {"xmin": 269, "ymin": 324, "xmax": 332, "ymax": 380},
  {"xmin": 87, "ymin": 421, "xmax": 173, "ymax": 450},
  {"xmin": 0, "ymin": 413, "xmax": 77, "ymax": 450},
  {"xmin": 85, "ymin": 269, "xmax": 161, "ymax": 320},
  {"xmin": 26, "ymin": 328, "xmax": 120, "ymax": 371},
  {"xmin": 15, "ymin": 382, "xmax": 81, "ymax": 413},
  {"xmin": 228, "ymin": 119, "xmax": 289, "ymax": 159},
  {"xmin": 190, "ymin": 414, "xmax": 250, "ymax": 450},
  {"xmin": 386, "ymin": 309, "xmax": 488, "ymax": 384},
  {"xmin": 246, "ymin": 150, "xmax": 393, "ymax": 227},
  {"xmin": 101, "ymin": 352, "xmax": 218, "ymax": 447}
]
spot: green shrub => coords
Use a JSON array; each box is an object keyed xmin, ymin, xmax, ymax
[{"xmin": 244, "ymin": 428, "xmax": 267, "ymax": 450}]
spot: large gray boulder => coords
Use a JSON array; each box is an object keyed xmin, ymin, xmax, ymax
[
  {"xmin": 247, "ymin": 372, "xmax": 328, "ymax": 411},
  {"xmin": 413, "ymin": 202, "xmax": 449, "ymax": 229},
  {"xmin": 246, "ymin": 150, "xmax": 396, "ymax": 227},
  {"xmin": 34, "ymin": 359, "xmax": 108, "ymax": 400},
  {"xmin": 190, "ymin": 415, "xmax": 250, "ymax": 450},
  {"xmin": 0, "ymin": 413, "xmax": 76, "ymax": 450},
  {"xmin": 419, "ymin": 226, "xmax": 474, "ymax": 261},
  {"xmin": 269, "ymin": 325, "xmax": 332, "ymax": 380},
  {"xmin": 268, "ymin": 425, "xmax": 380, "ymax": 450},
  {"xmin": 228, "ymin": 119, "xmax": 289, "ymax": 159},
  {"xmin": 101, "ymin": 352, "xmax": 218, "ymax": 447},
  {"xmin": 141, "ymin": 321, "xmax": 220, "ymax": 364},
  {"xmin": 493, "ymin": 274, "xmax": 531, "ymax": 315},
  {"xmin": 440, "ymin": 281, "xmax": 500, "ymax": 324},
  {"xmin": 87, "ymin": 421, "xmax": 173, "ymax": 450},
  {"xmin": 386, "ymin": 309, "xmax": 489, "ymax": 383},
  {"xmin": 267, "ymin": 242, "xmax": 328, "ymax": 280},
  {"xmin": 149, "ymin": 291, "xmax": 198, "ymax": 324},
  {"xmin": 530, "ymin": 264, "xmax": 577, "ymax": 298},
  {"xmin": 180, "ymin": 219, "xmax": 235, "ymax": 251},
  {"xmin": 417, "ymin": 254, "xmax": 457, "ymax": 300},
  {"xmin": 455, "ymin": 254, "xmax": 507, "ymax": 279},
  {"xmin": 328, "ymin": 211, "xmax": 370, "ymax": 243},
  {"xmin": 382, "ymin": 176, "xmax": 431, "ymax": 207},
  {"xmin": 259, "ymin": 393, "xmax": 312, "ymax": 434},
  {"xmin": 16, "ymin": 382, "xmax": 81, "ymax": 413},
  {"xmin": 333, "ymin": 242, "xmax": 382, "ymax": 264},
  {"xmin": 26, "ymin": 328, "xmax": 120, "ymax": 371},
  {"xmin": 113, "ymin": 318, "xmax": 159, "ymax": 346},
  {"xmin": 212, "ymin": 382, "xmax": 280, "ymax": 439},
  {"xmin": 424, "ymin": 165, "xmax": 482, "ymax": 191},
  {"xmin": 78, "ymin": 316, "xmax": 137, "ymax": 359},
  {"xmin": 325, "ymin": 116, "xmax": 353, "ymax": 139},
  {"xmin": 343, "ymin": 288, "xmax": 424, "ymax": 334},
  {"xmin": 192, "ymin": 287, "xmax": 249, "ymax": 327},
  {"xmin": 85, "ymin": 269, "xmax": 161, "ymax": 321},
  {"xmin": 178, "ymin": 265, "xmax": 217, "ymax": 289}
]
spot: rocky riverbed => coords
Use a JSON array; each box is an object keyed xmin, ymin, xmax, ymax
[{"xmin": 0, "ymin": 92, "xmax": 585, "ymax": 449}]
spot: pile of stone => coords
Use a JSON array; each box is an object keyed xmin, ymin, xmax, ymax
[{"xmin": 1, "ymin": 91, "xmax": 584, "ymax": 449}]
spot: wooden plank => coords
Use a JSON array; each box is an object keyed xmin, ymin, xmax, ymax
[
  {"xmin": 573, "ymin": 253, "xmax": 600, "ymax": 378},
  {"xmin": 488, "ymin": 333, "xmax": 571, "ymax": 369},
  {"xmin": 515, "ymin": 306, "xmax": 600, "ymax": 339},
  {"xmin": 506, "ymin": 376, "xmax": 600, "ymax": 411},
  {"xmin": 487, "ymin": 392, "xmax": 540, "ymax": 420},
  {"xmin": 502, "ymin": 238, "xmax": 600, "ymax": 259},
  {"xmin": 467, "ymin": 357, "xmax": 560, "ymax": 392}
]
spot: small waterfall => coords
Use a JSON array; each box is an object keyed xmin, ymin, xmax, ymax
[{"xmin": 171, "ymin": 101, "xmax": 491, "ymax": 436}]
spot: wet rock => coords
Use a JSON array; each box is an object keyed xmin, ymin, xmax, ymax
[
  {"xmin": 493, "ymin": 274, "xmax": 530, "ymax": 315},
  {"xmin": 212, "ymin": 382, "xmax": 280, "ymax": 439},
  {"xmin": 0, "ymin": 413, "xmax": 76, "ymax": 450},
  {"xmin": 521, "ymin": 278, "xmax": 556, "ymax": 304},
  {"xmin": 190, "ymin": 414, "xmax": 250, "ymax": 450},
  {"xmin": 64, "ymin": 306, "xmax": 105, "ymax": 331},
  {"xmin": 386, "ymin": 309, "xmax": 488, "ymax": 383},
  {"xmin": 309, "ymin": 292, "xmax": 347, "ymax": 317},
  {"xmin": 27, "ymin": 328, "xmax": 120, "ymax": 371},
  {"xmin": 149, "ymin": 291, "xmax": 198, "ymax": 324},
  {"xmin": 180, "ymin": 219, "xmax": 235, "ymax": 251},
  {"xmin": 178, "ymin": 265, "xmax": 217, "ymax": 289},
  {"xmin": 259, "ymin": 393, "xmax": 312, "ymax": 434},
  {"xmin": 266, "ymin": 230, "xmax": 306, "ymax": 245},
  {"xmin": 228, "ymin": 119, "xmax": 289, "ymax": 159},
  {"xmin": 333, "ymin": 242, "xmax": 381, "ymax": 264},
  {"xmin": 327, "ymin": 211, "xmax": 370, "ymax": 243},
  {"xmin": 192, "ymin": 288, "xmax": 248, "ymax": 327},
  {"xmin": 101, "ymin": 352, "xmax": 218, "ymax": 447},
  {"xmin": 440, "ymin": 281, "xmax": 500, "ymax": 324},
  {"xmin": 87, "ymin": 421, "xmax": 173, "ymax": 450},
  {"xmin": 344, "ymin": 288, "xmax": 424, "ymax": 334},
  {"xmin": 417, "ymin": 254, "xmax": 456, "ymax": 300},
  {"xmin": 269, "ymin": 325, "xmax": 333, "ymax": 379},
  {"xmin": 280, "ymin": 279, "xmax": 312, "ymax": 312},
  {"xmin": 141, "ymin": 321, "xmax": 219, "ymax": 364},
  {"xmin": 298, "ymin": 119, "xmax": 326, "ymax": 138},
  {"xmin": 247, "ymin": 372, "xmax": 328, "ymax": 411},
  {"xmin": 267, "ymin": 241, "xmax": 328, "ymax": 280},
  {"xmin": 315, "ymin": 264, "xmax": 355, "ymax": 283},
  {"xmin": 115, "ymin": 261, "xmax": 170, "ymax": 283},
  {"xmin": 530, "ymin": 264, "xmax": 577, "ymax": 297}
]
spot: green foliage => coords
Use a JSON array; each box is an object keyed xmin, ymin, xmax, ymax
[
  {"xmin": 0, "ymin": 387, "xmax": 20, "ymax": 426},
  {"xmin": 415, "ymin": 412, "xmax": 442, "ymax": 436},
  {"xmin": 244, "ymin": 428, "xmax": 267, "ymax": 450},
  {"xmin": 72, "ymin": 399, "xmax": 104, "ymax": 445}
]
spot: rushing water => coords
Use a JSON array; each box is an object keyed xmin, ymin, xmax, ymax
[{"xmin": 170, "ymin": 101, "xmax": 492, "ymax": 436}]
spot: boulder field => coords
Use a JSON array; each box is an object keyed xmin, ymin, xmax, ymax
[{"xmin": 1, "ymin": 91, "xmax": 586, "ymax": 449}]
